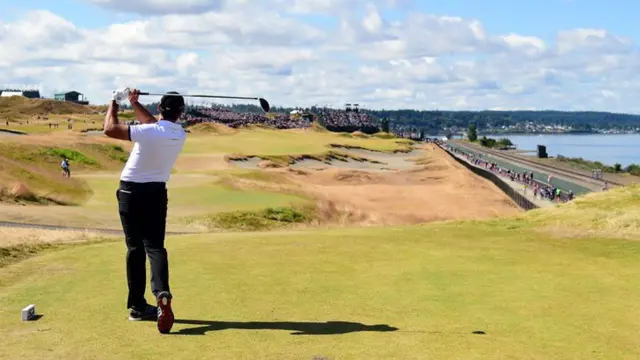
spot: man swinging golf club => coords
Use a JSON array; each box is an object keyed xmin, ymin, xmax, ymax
[{"xmin": 103, "ymin": 87, "xmax": 186, "ymax": 334}]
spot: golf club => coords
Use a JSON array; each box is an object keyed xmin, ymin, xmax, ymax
[{"xmin": 139, "ymin": 92, "xmax": 270, "ymax": 112}]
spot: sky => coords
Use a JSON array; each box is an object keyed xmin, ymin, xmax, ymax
[{"xmin": 1, "ymin": 0, "xmax": 639, "ymax": 112}]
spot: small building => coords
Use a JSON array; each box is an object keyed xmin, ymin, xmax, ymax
[{"xmin": 54, "ymin": 91, "xmax": 89, "ymax": 105}]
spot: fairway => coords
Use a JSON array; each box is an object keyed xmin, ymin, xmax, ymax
[{"xmin": 2, "ymin": 221, "xmax": 640, "ymax": 359}]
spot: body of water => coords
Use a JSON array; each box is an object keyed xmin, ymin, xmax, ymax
[{"xmin": 495, "ymin": 134, "xmax": 640, "ymax": 166}]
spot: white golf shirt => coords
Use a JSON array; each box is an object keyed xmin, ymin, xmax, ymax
[{"xmin": 120, "ymin": 120, "xmax": 186, "ymax": 183}]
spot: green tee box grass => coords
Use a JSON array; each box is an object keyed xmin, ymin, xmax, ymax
[
  {"xmin": 83, "ymin": 176, "xmax": 306, "ymax": 214},
  {"xmin": 2, "ymin": 224, "xmax": 640, "ymax": 359}
]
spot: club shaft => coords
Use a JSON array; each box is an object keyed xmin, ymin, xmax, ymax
[{"xmin": 140, "ymin": 92, "xmax": 259, "ymax": 101}]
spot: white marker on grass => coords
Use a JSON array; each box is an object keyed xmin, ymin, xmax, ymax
[{"xmin": 21, "ymin": 304, "xmax": 36, "ymax": 321}]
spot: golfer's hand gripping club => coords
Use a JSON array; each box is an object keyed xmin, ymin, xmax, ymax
[{"xmin": 112, "ymin": 88, "xmax": 130, "ymax": 105}]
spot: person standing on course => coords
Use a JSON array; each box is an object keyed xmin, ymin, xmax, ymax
[
  {"xmin": 61, "ymin": 157, "xmax": 70, "ymax": 177},
  {"xmin": 103, "ymin": 87, "xmax": 186, "ymax": 334}
]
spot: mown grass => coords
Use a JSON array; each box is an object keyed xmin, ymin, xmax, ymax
[
  {"xmin": 182, "ymin": 127, "xmax": 411, "ymax": 155},
  {"xmin": 0, "ymin": 175, "xmax": 310, "ymax": 231},
  {"xmin": 3, "ymin": 200, "xmax": 640, "ymax": 358}
]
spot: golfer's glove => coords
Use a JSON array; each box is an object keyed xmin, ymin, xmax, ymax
[{"xmin": 111, "ymin": 88, "xmax": 130, "ymax": 105}]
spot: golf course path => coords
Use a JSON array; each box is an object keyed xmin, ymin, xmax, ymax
[{"xmin": 0, "ymin": 220, "xmax": 195, "ymax": 235}]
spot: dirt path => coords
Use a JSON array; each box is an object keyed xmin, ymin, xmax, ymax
[{"xmin": 0, "ymin": 220, "xmax": 194, "ymax": 235}]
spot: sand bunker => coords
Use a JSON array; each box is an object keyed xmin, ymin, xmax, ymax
[
  {"xmin": 229, "ymin": 145, "xmax": 425, "ymax": 172},
  {"xmin": 287, "ymin": 145, "xmax": 521, "ymax": 225},
  {"xmin": 224, "ymin": 144, "xmax": 521, "ymax": 227},
  {"xmin": 230, "ymin": 157, "xmax": 263, "ymax": 169}
]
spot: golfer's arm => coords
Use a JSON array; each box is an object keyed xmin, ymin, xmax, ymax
[
  {"xmin": 103, "ymin": 100, "xmax": 130, "ymax": 141},
  {"xmin": 131, "ymin": 101, "xmax": 157, "ymax": 124}
]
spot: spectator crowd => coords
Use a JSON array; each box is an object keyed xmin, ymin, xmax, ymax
[
  {"xmin": 315, "ymin": 108, "xmax": 379, "ymax": 133},
  {"xmin": 182, "ymin": 106, "xmax": 311, "ymax": 129},
  {"xmin": 446, "ymin": 146, "xmax": 575, "ymax": 203},
  {"xmin": 178, "ymin": 105, "xmax": 386, "ymax": 134}
]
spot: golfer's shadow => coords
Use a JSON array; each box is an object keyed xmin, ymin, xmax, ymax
[{"xmin": 172, "ymin": 319, "xmax": 398, "ymax": 336}]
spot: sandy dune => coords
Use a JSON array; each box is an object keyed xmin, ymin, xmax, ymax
[{"xmin": 230, "ymin": 143, "xmax": 521, "ymax": 226}]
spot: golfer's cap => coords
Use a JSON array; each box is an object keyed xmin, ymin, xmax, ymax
[{"xmin": 160, "ymin": 91, "xmax": 185, "ymax": 111}]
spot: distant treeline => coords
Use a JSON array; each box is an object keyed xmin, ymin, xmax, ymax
[
  {"xmin": 367, "ymin": 110, "xmax": 640, "ymax": 132},
  {"xmin": 123, "ymin": 102, "xmax": 640, "ymax": 132}
]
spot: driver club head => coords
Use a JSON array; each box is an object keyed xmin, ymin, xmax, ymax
[{"xmin": 259, "ymin": 98, "xmax": 270, "ymax": 113}]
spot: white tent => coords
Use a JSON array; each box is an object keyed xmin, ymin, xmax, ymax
[
  {"xmin": 290, "ymin": 110, "xmax": 301, "ymax": 115},
  {"xmin": 1, "ymin": 91, "xmax": 24, "ymax": 97}
]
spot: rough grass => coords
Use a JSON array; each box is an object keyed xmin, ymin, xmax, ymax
[
  {"xmin": 0, "ymin": 96, "xmax": 103, "ymax": 116},
  {"xmin": 0, "ymin": 137, "xmax": 129, "ymax": 204},
  {"xmin": 516, "ymin": 184, "xmax": 640, "ymax": 239},
  {"xmin": 188, "ymin": 122, "xmax": 237, "ymax": 134},
  {"xmin": 0, "ymin": 227, "xmax": 115, "ymax": 268},
  {"xmin": 190, "ymin": 206, "xmax": 312, "ymax": 231},
  {"xmin": 0, "ymin": 157, "xmax": 93, "ymax": 205}
]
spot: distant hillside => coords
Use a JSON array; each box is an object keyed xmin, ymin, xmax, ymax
[
  {"xmin": 0, "ymin": 97, "xmax": 106, "ymax": 120},
  {"xmin": 369, "ymin": 110, "xmax": 640, "ymax": 132}
]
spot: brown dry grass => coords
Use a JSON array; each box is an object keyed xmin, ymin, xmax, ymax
[
  {"xmin": 0, "ymin": 227, "xmax": 111, "ymax": 247},
  {"xmin": 188, "ymin": 122, "xmax": 237, "ymax": 135},
  {"xmin": 519, "ymin": 184, "xmax": 640, "ymax": 240}
]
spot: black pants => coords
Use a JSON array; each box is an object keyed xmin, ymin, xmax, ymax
[{"xmin": 116, "ymin": 180, "xmax": 169, "ymax": 310}]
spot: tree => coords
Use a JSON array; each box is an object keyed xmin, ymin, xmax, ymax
[
  {"xmin": 497, "ymin": 138, "xmax": 514, "ymax": 149},
  {"xmin": 614, "ymin": 163, "xmax": 622, "ymax": 172},
  {"xmin": 467, "ymin": 123, "xmax": 478, "ymax": 142},
  {"xmin": 381, "ymin": 117, "xmax": 390, "ymax": 133}
]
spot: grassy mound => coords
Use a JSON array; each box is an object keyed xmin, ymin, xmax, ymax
[
  {"xmin": 188, "ymin": 122, "xmax": 237, "ymax": 134},
  {"xmin": 513, "ymin": 184, "xmax": 640, "ymax": 239},
  {"xmin": 0, "ymin": 139, "xmax": 129, "ymax": 204},
  {"xmin": 371, "ymin": 132, "xmax": 397, "ymax": 139},
  {"xmin": 0, "ymin": 157, "xmax": 92, "ymax": 205},
  {"xmin": 0, "ymin": 97, "xmax": 102, "ymax": 118},
  {"xmin": 328, "ymin": 143, "xmax": 414, "ymax": 153},
  {"xmin": 191, "ymin": 206, "xmax": 312, "ymax": 231}
]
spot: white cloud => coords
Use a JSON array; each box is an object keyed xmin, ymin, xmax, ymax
[
  {"xmin": 556, "ymin": 28, "xmax": 634, "ymax": 54},
  {"xmin": 1, "ymin": 5, "xmax": 639, "ymax": 113},
  {"xmin": 84, "ymin": 0, "xmax": 227, "ymax": 15}
]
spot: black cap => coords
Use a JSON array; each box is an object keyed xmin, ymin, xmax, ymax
[{"xmin": 159, "ymin": 91, "xmax": 185, "ymax": 112}]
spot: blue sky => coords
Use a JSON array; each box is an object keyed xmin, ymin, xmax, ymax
[
  {"xmin": 3, "ymin": 0, "xmax": 638, "ymax": 42},
  {"xmin": 1, "ymin": 0, "xmax": 639, "ymax": 112}
]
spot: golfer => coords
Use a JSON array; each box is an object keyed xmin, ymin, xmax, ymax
[{"xmin": 103, "ymin": 87, "xmax": 186, "ymax": 334}]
